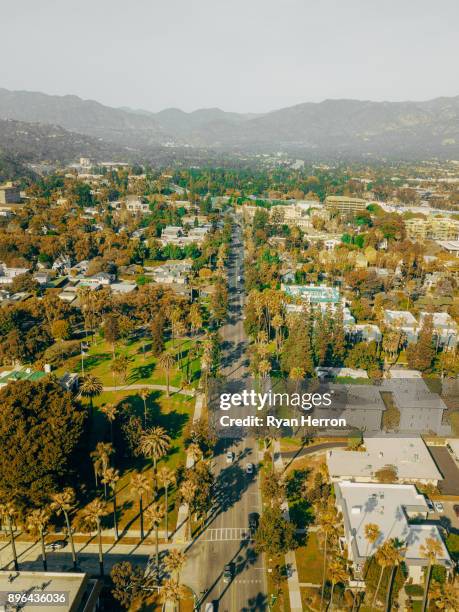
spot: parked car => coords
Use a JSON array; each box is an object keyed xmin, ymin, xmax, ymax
[
  {"xmin": 246, "ymin": 463, "xmax": 254, "ymax": 475},
  {"xmin": 45, "ymin": 540, "xmax": 66, "ymax": 550},
  {"xmin": 249, "ymin": 512, "xmax": 260, "ymax": 533},
  {"xmin": 434, "ymin": 501, "xmax": 444, "ymax": 513},
  {"xmin": 223, "ymin": 563, "xmax": 234, "ymax": 583},
  {"xmin": 226, "ymin": 451, "xmax": 234, "ymax": 464}
]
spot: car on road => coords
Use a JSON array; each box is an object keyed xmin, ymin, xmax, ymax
[
  {"xmin": 434, "ymin": 501, "xmax": 444, "ymax": 513},
  {"xmin": 246, "ymin": 463, "xmax": 254, "ymax": 475},
  {"xmin": 249, "ymin": 512, "xmax": 260, "ymax": 533},
  {"xmin": 226, "ymin": 451, "xmax": 234, "ymax": 463},
  {"xmin": 45, "ymin": 540, "xmax": 66, "ymax": 550},
  {"xmin": 223, "ymin": 563, "xmax": 234, "ymax": 583},
  {"xmin": 454, "ymin": 504, "xmax": 459, "ymax": 518}
]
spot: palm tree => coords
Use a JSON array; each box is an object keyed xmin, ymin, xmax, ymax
[
  {"xmin": 0, "ymin": 501, "xmax": 19, "ymax": 570},
  {"xmin": 102, "ymin": 467, "xmax": 120, "ymax": 540},
  {"xmin": 82, "ymin": 498, "xmax": 108, "ymax": 576},
  {"xmin": 158, "ymin": 466, "xmax": 176, "ymax": 540},
  {"xmin": 100, "ymin": 403, "xmax": 117, "ymax": 443},
  {"xmin": 164, "ymin": 549, "xmax": 187, "ymax": 582},
  {"xmin": 327, "ymin": 558, "xmax": 348, "ymax": 611},
  {"xmin": 90, "ymin": 442, "xmax": 114, "ymax": 488},
  {"xmin": 139, "ymin": 426, "xmax": 171, "ymax": 488},
  {"xmin": 145, "ymin": 502, "xmax": 165, "ymax": 570},
  {"xmin": 384, "ymin": 539, "xmax": 405, "ymax": 612},
  {"xmin": 79, "ymin": 374, "xmax": 103, "ymax": 415},
  {"xmin": 50, "ymin": 488, "xmax": 77, "ymax": 569},
  {"xmin": 364, "ymin": 523, "xmax": 381, "ymax": 560},
  {"xmin": 26, "ymin": 508, "xmax": 51, "ymax": 571},
  {"xmin": 160, "ymin": 579, "xmax": 187, "ymax": 612},
  {"xmin": 158, "ymin": 350, "xmax": 175, "ymax": 396},
  {"xmin": 429, "ymin": 580, "xmax": 459, "ymax": 611},
  {"xmin": 187, "ymin": 442, "xmax": 202, "ymax": 466},
  {"xmin": 130, "ymin": 471, "xmax": 151, "ymax": 540},
  {"xmin": 139, "ymin": 388, "xmax": 150, "ymax": 428},
  {"xmin": 420, "ymin": 537, "xmax": 444, "ymax": 612},
  {"xmin": 180, "ymin": 480, "xmax": 197, "ymax": 539},
  {"xmin": 371, "ymin": 540, "xmax": 398, "ymax": 611},
  {"xmin": 317, "ymin": 506, "xmax": 337, "ymax": 612}
]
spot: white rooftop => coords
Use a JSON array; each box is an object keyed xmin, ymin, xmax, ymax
[
  {"xmin": 336, "ymin": 482, "xmax": 451, "ymax": 565},
  {"xmin": 0, "ymin": 571, "xmax": 96, "ymax": 612},
  {"xmin": 327, "ymin": 436, "xmax": 442, "ymax": 481},
  {"xmin": 384, "ymin": 310, "xmax": 417, "ymax": 327}
]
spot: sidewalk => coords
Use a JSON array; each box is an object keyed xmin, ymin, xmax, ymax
[
  {"xmin": 273, "ymin": 439, "xmax": 303, "ymax": 612},
  {"xmin": 172, "ymin": 393, "xmax": 204, "ymax": 544}
]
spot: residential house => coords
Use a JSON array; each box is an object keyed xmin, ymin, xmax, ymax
[
  {"xmin": 0, "ymin": 263, "xmax": 30, "ymax": 285},
  {"xmin": 147, "ymin": 262, "xmax": 192, "ymax": 285}
]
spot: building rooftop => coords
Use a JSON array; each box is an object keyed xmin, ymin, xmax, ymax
[
  {"xmin": 282, "ymin": 283, "xmax": 340, "ymax": 304},
  {"xmin": 336, "ymin": 482, "xmax": 451, "ymax": 566},
  {"xmin": 327, "ymin": 436, "xmax": 442, "ymax": 482},
  {"xmin": 384, "ymin": 310, "xmax": 417, "ymax": 327},
  {"xmin": 0, "ymin": 571, "xmax": 101, "ymax": 612}
]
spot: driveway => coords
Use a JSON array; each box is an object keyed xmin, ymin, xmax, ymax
[{"xmin": 428, "ymin": 446, "xmax": 459, "ymax": 496}]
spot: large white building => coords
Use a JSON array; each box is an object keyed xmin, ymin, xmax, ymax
[
  {"xmin": 335, "ymin": 481, "xmax": 452, "ymax": 582},
  {"xmin": 327, "ymin": 436, "xmax": 442, "ymax": 485}
]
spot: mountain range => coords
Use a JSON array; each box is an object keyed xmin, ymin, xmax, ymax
[{"xmin": 0, "ymin": 87, "xmax": 458, "ymax": 161}]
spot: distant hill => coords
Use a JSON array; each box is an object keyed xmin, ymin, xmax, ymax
[
  {"xmin": 0, "ymin": 87, "xmax": 458, "ymax": 159},
  {"xmin": 0, "ymin": 88, "xmax": 165, "ymax": 148},
  {"xmin": 0, "ymin": 118, "xmax": 130, "ymax": 164}
]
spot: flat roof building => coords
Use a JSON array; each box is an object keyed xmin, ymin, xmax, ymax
[
  {"xmin": 335, "ymin": 482, "xmax": 452, "ymax": 582},
  {"xmin": 0, "ymin": 571, "xmax": 101, "ymax": 612},
  {"xmin": 327, "ymin": 436, "xmax": 442, "ymax": 485}
]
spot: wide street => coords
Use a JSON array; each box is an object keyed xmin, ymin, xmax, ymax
[{"xmin": 181, "ymin": 219, "xmax": 268, "ymax": 611}]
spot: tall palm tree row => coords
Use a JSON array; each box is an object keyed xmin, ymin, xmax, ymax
[
  {"xmin": 0, "ymin": 501, "xmax": 19, "ymax": 571},
  {"xmin": 82, "ymin": 498, "xmax": 108, "ymax": 576},
  {"xmin": 158, "ymin": 466, "xmax": 176, "ymax": 540},
  {"xmin": 145, "ymin": 502, "xmax": 165, "ymax": 571},
  {"xmin": 50, "ymin": 488, "xmax": 78, "ymax": 569},
  {"xmin": 101, "ymin": 467, "xmax": 120, "ymax": 540},
  {"xmin": 130, "ymin": 471, "xmax": 151, "ymax": 540},
  {"xmin": 26, "ymin": 508, "xmax": 51, "ymax": 572}
]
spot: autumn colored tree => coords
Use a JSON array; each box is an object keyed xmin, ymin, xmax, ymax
[{"xmin": 0, "ymin": 379, "xmax": 86, "ymax": 508}]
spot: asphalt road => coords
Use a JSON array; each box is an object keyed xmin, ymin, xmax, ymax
[{"xmin": 182, "ymin": 221, "xmax": 268, "ymax": 611}]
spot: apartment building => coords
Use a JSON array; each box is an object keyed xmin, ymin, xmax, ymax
[
  {"xmin": 325, "ymin": 195, "xmax": 367, "ymax": 213},
  {"xmin": 405, "ymin": 216, "xmax": 459, "ymax": 241}
]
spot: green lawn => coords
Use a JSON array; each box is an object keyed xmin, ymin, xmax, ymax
[
  {"xmin": 295, "ymin": 532, "xmax": 324, "ymax": 584},
  {"xmin": 57, "ymin": 335, "xmax": 202, "ymax": 389},
  {"xmin": 80, "ymin": 388, "xmax": 195, "ymax": 535}
]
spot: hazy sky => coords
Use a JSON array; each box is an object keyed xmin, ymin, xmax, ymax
[{"xmin": 1, "ymin": 0, "xmax": 458, "ymax": 113}]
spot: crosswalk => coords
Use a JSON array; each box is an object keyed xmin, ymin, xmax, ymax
[{"xmin": 201, "ymin": 527, "xmax": 251, "ymax": 542}]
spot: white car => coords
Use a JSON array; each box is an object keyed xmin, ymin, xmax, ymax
[
  {"xmin": 434, "ymin": 501, "xmax": 444, "ymax": 513},
  {"xmin": 246, "ymin": 463, "xmax": 254, "ymax": 474},
  {"xmin": 226, "ymin": 451, "xmax": 234, "ymax": 464}
]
